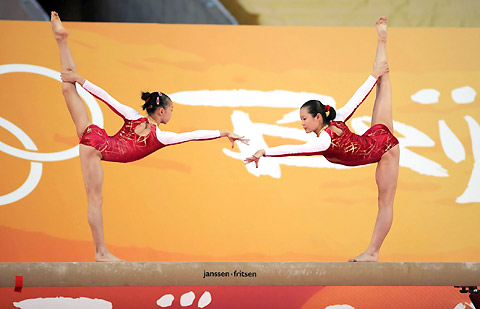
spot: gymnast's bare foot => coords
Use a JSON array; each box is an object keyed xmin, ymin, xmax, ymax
[
  {"xmin": 95, "ymin": 251, "xmax": 125, "ymax": 262},
  {"xmin": 348, "ymin": 251, "xmax": 378, "ymax": 262},
  {"xmin": 51, "ymin": 11, "xmax": 69, "ymax": 42},
  {"xmin": 376, "ymin": 16, "xmax": 388, "ymax": 42}
]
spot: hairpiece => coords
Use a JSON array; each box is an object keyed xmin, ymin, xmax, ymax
[{"xmin": 156, "ymin": 96, "xmax": 160, "ymax": 105}]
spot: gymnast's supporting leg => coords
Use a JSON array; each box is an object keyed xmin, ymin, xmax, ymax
[
  {"xmin": 52, "ymin": 12, "xmax": 122, "ymax": 262},
  {"xmin": 350, "ymin": 16, "xmax": 400, "ymax": 262},
  {"xmin": 80, "ymin": 145, "xmax": 122, "ymax": 262}
]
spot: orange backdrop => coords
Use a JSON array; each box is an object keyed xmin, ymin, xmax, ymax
[{"xmin": 0, "ymin": 20, "xmax": 479, "ymax": 262}]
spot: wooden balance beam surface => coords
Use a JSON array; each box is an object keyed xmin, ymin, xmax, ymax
[{"xmin": 0, "ymin": 262, "xmax": 479, "ymax": 287}]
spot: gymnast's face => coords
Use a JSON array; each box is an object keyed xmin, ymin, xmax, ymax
[
  {"xmin": 160, "ymin": 100, "xmax": 174, "ymax": 124},
  {"xmin": 300, "ymin": 107, "xmax": 323, "ymax": 135}
]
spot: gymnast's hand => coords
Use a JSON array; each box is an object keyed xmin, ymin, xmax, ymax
[
  {"xmin": 227, "ymin": 132, "xmax": 249, "ymax": 149},
  {"xmin": 372, "ymin": 62, "xmax": 389, "ymax": 79},
  {"xmin": 244, "ymin": 149, "xmax": 265, "ymax": 168},
  {"xmin": 61, "ymin": 70, "xmax": 86, "ymax": 85}
]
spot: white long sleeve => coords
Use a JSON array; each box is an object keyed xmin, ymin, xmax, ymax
[
  {"xmin": 156, "ymin": 128, "xmax": 221, "ymax": 145},
  {"xmin": 264, "ymin": 131, "xmax": 331, "ymax": 157},
  {"xmin": 334, "ymin": 75, "xmax": 377, "ymax": 122},
  {"xmin": 83, "ymin": 80, "xmax": 143, "ymax": 121}
]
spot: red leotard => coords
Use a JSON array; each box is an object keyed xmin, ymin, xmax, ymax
[
  {"xmin": 264, "ymin": 75, "xmax": 398, "ymax": 166},
  {"xmin": 322, "ymin": 121, "xmax": 398, "ymax": 166},
  {"xmin": 78, "ymin": 80, "xmax": 221, "ymax": 163}
]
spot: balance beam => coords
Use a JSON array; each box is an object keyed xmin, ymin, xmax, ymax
[{"xmin": 0, "ymin": 262, "xmax": 479, "ymax": 287}]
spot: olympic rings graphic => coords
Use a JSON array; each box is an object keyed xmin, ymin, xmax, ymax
[
  {"xmin": 0, "ymin": 117, "xmax": 42, "ymax": 206},
  {"xmin": 0, "ymin": 64, "xmax": 103, "ymax": 206}
]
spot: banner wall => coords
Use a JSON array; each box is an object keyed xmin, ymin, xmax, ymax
[{"xmin": 1, "ymin": 20, "xmax": 479, "ymax": 262}]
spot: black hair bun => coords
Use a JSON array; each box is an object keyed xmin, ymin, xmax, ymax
[
  {"xmin": 141, "ymin": 92, "xmax": 151, "ymax": 101},
  {"xmin": 327, "ymin": 107, "xmax": 336, "ymax": 121}
]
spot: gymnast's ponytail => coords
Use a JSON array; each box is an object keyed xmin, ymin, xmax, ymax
[
  {"xmin": 301, "ymin": 100, "xmax": 336, "ymax": 124},
  {"xmin": 141, "ymin": 91, "xmax": 171, "ymax": 116}
]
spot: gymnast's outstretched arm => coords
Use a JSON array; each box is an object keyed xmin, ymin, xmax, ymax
[
  {"xmin": 157, "ymin": 129, "xmax": 248, "ymax": 149},
  {"xmin": 244, "ymin": 133, "xmax": 331, "ymax": 168}
]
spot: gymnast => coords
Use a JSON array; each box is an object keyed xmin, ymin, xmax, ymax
[
  {"xmin": 245, "ymin": 17, "xmax": 399, "ymax": 262},
  {"xmin": 51, "ymin": 12, "xmax": 248, "ymax": 262}
]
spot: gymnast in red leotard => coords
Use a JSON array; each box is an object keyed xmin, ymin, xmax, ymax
[
  {"xmin": 77, "ymin": 80, "xmax": 228, "ymax": 163},
  {"xmin": 245, "ymin": 17, "xmax": 399, "ymax": 262},
  {"xmin": 51, "ymin": 12, "xmax": 248, "ymax": 262}
]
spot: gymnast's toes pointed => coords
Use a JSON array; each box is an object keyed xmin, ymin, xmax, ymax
[
  {"xmin": 51, "ymin": 11, "xmax": 69, "ymax": 41},
  {"xmin": 376, "ymin": 16, "xmax": 388, "ymax": 41}
]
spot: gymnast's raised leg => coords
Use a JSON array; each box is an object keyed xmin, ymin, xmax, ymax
[
  {"xmin": 51, "ymin": 11, "xmax": 122, "ymax": 262},
  {"xmin": 349, "ymin": 16, "xmax": 400, "ymax": 262}
]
